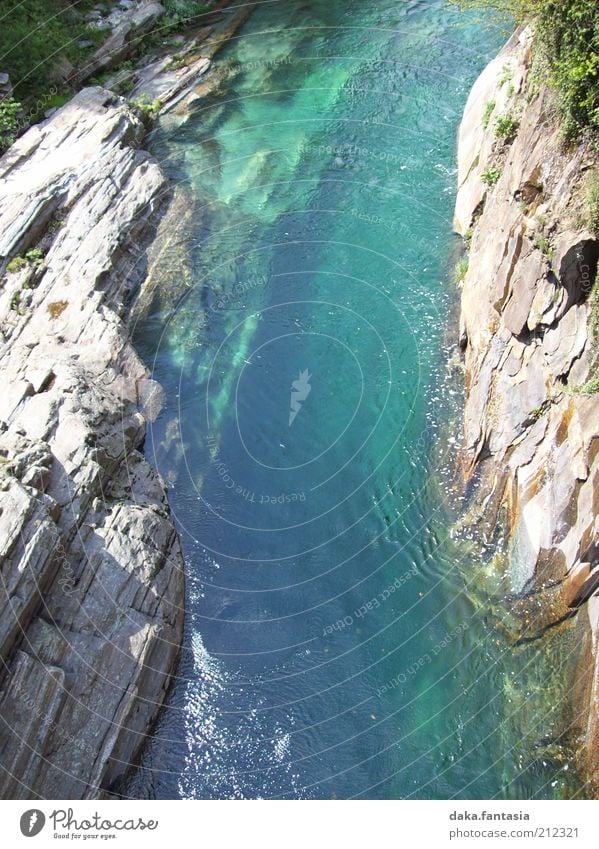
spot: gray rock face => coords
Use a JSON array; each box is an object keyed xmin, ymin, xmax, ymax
[
  {"xmin": 455, "ymin": 29, "xmax": 599, "ymax": 794},
  {"xmin": 128, "ymin": 2, "xmax": 257, "ymax": 118},
  {"xmin": 79, "ymin": 1, "xmax": 166, "ymax": 84},
  {"xmin": 0, "ymin": 73, "xmax": 12, "ymax": 98},
  {"xmin": 0, "ymin": 87, "xmax": 183, "ymax": 799}
]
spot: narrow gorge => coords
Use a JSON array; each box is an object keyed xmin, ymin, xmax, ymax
[{"xmin": 0, "ymin": 0, "xmax": 597, "ymax": 801}]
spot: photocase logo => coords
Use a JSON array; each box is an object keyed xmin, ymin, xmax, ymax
[
  {"xmin": 19, "ymin": 810, "xmax": 45, "ymax": 837},
  {"xmin": 289, "ymin": 369, "xmax": 311, "ymax": 426}
]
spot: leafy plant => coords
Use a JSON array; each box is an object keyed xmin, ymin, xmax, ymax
[
  {"xmin": 0, "ymin": 1, "xmax": 100, "ymax": 102},
  {"xmin": 25, "ymin": 248, "xmax": 44, "ymax": 266},
  {"xmin": 586, "ymin": 171, "xmax": 599, "ymax": 235},
  {"xmin": 499, "ymin": 64, "xmax": 514, "ymax": 86},
  {"xmin": 161, "ymin": 1, "xmax": 214, "ymax": 35},
  {"xmin": 48, "ymin": 217, "xmax": 65, "ymax": 233},
  {"xmin": 482, "ymin": 100, "xmax": 496, "ymax": 129},
  {"xmin": 6, "ymin": 248, "xmax": 44, "ymax": 274},
  {"xmin": 453, "ymin": 256, "xmax": 469, "ymax": 284},
  {"xmin": 534, "ymin": 235, "xmax": 552, "ymax": 256},
  {"xmin": 0, "ymin": 96, "xmax": 22, "ymax": 153},
  {"xmin": 166, "ymin": 54, "xmax": 189, "ymax": 71},
  {"xmin": 570, "ymin": 374, "xmax": 599, "ymax": 394},
  {"xmin": 130, "ymin": 95, "xmax": 163, "ymax": 119},
  {"xmin": 6, "ymin": 256, "xmax": 27, "ymax": 274},
  {"xmin": 481, "ymin": 167, "xmax": 502, "ymax": 186},
  {"xmin": 495, "ymin": 113, "xmax": 520, "ymax": 138},
  {"xmin": 452, "ymin": 1, "xmax": 599, "ymax": 134},
  {"xmin": 115, "ymin": 77, "xmax": 136, "ymax": 95}
]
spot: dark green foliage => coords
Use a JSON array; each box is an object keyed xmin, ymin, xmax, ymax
[
  {"xmin": 453, "ymin": 1, "xmax": 599, "ymax": 134},
  {"xmin": 481, "ymin": 167, "xmax": 502, "ymax": 185},
  {"xmin": 0, "ymin": 1, "xmax": 102, "ymax": 101},
  {"xmin": 162, "ymin": 1, "xmax": 213, "ymax": 34},
  {"xmin": 0, "ymin": 96, "xmax": 21, "ymax": 152},
  {"xmin": 494, "ymin": 113, "xmax": 520, "ymax": 138}
]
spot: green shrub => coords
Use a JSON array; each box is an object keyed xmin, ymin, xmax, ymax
[
  {"xmin": 0, "ymin": 96, "xmax": 22, "ymax": 153},
  {"xmin": 130, "ymin": 95, "xmax": 163, "ymax": 119},
  {"xmin": 453, "ymin": 256, "xmax": 469, "ymax": 284},
  {"xmin": 586, "ymin": 171, "xmax": 599, "ymax": 235},
  {"xmin": 452, "ymin": 1, "xmax": 599, "ymax": 134},
  {"xmin": 115, "ymin": 77, "xmax": 136, "ymax": 95},
  {"xmin": 0, "ymin": 1, "xmax": 100, "ymax": 102},
  {"xmin": 534, "ymin": 235, "xmax": 552, "ymax": 256},
  {"xmin": 6, "ymin": 249, "xmax": 44, "ymax": 274},
  {"xmin": 6, "ymin": 256, "xmax": 27, "ymax": 274},
  {"xmin": 582, "ymin": 375, "xmax": 599, "ymax": 393},
  {"xmin": 482, "ymin": 100, "xmax": 496, "ymax": 129},
  {"xmin": 166, "ymin": 54, "xmax": 189, "ymax": 71},
  {"xmin": 25, "ymin": 248, "xmax": 44, "ymax": 266},
  {"xmin": 481, "ymin": 167, "xmax": 502, "ymax": 186},
  {"xmin": 495, "ymin": 113, "xmax": 520, "ymax": 138},
  {"xmin": 162, "ymin": 1, "xmax": 214, "ymax": 34}
]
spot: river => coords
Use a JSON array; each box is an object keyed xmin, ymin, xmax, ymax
[{"xmin": 129, "ymin": 0, "xmax": 582, "ymax": 799}]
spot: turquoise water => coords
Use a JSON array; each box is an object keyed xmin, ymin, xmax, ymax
[{"xmin": 130, "ymin": 0, "xmax": 582, "ymax": 799}]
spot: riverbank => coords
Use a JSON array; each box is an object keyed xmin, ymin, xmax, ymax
[
  {"xmin": 0, "ymin": 1, "xmax": 253, "ymax": 799},
  {"xmin": 454, "ymin": 27, "xmax": 599, "ymax": 796}
]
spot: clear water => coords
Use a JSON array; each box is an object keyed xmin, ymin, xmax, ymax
[{"xmin": 130, "ymin": 0, "xmax": 583, "ymax": 799}]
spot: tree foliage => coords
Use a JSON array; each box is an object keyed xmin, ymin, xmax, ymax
[
  {"xmin": 454, "ymin": 0, "xmax": 599, "ymax": 133},
  {"xmin": 0, "ymin": 1, "xmax": 99, "ymax": 100}
]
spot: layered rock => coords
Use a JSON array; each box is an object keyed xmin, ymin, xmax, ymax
[
  {"xmin": 126, "ymin": 1, "xmax": 256, "ymax": 116},
  {"xmin": 0, "ymin": 87, "xmax": 184, "ymax": 799},
  {"xmin": 455, "ymin": 29, "xmax": 599, "ymax": 794},
  {"xmin": 78, "ymin": 1, "xmax": 166, "ymax": 84}
]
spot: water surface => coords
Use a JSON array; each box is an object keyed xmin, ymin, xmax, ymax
[{"xmin": 130, "ymin": 0, "xmax": 582, "ymax": 799}]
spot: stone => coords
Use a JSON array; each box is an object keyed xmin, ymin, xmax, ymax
[
  {"xmin": 0, "ymin": 88, "xmax": 183, "ymax": 799},
  {"xmin": 455, "ymin": 27, "xmax": 599, "ymax": 794},
  {"xmin": 79, "ymin": 2, "xmax": 166, "ymax": 84},
  {"xmin": 0, "ymin": 72, "xmax": 12, "ymax": 97}
]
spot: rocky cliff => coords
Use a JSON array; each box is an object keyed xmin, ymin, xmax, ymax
[
  {"xmin": 0, "ymin": 87, "xmax": 184, "ymax": 799},
  {"xmin": 455, "ymin": 28, "xmax": 599, "ymax": 795},
  {"xmin": 0, "ymin": 0, "xmax": 257, "ymax": 800}
]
